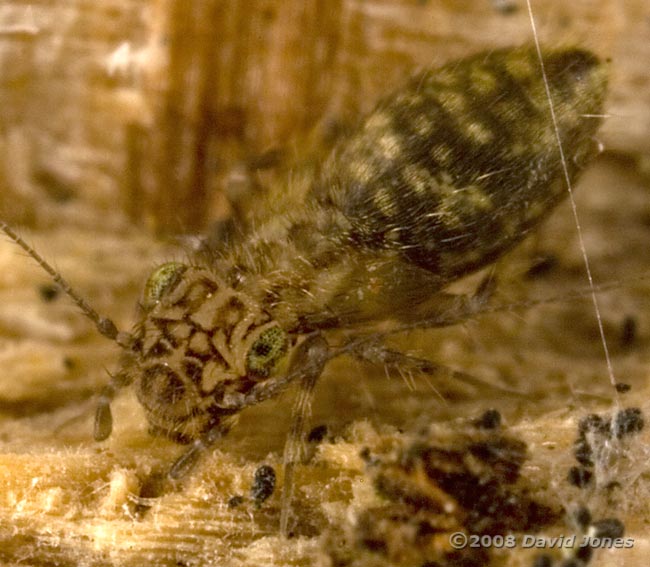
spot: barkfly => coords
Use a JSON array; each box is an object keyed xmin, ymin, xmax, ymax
[{"xmin": 0, "ymin": 44, "xmax": 607, "ymax": 533}]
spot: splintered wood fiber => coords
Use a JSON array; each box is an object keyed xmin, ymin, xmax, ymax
[{"xmin": 0, "ymin": 1, "xmax": 649, "ymax": 566}]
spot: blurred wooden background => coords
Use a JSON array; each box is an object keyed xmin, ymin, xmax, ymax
[{"xmin": 0, "ymin": 0, "xmax": 647, "ymax": 234}]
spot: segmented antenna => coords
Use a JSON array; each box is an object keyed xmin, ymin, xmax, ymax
[{"xmin": 0, "ymin": 222, "xmax": 132, "ymax": 348}]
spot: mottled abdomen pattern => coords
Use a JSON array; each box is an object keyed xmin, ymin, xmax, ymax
[{"xmin": 314, "ymin": 46, "xmax": 607, "ymax": 278}]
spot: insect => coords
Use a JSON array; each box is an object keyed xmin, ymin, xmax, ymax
[{"xmin": 0, "ymin": 44, "xmax": 607, "ymax": 533}]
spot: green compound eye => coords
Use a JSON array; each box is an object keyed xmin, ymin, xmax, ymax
[
  {"xmin": 143, "ymin": 262, "xmax": 187, "ymax": 310},
  {"xmin": 246, "ymin": 326, "xmax": 288, "ymax": 379}
]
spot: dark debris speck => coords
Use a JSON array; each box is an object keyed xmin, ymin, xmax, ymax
[
  {"xmin": 473, "ymin": 409, "xmax": 501, "ymax": 430},
  {"xmin": 614, "ymin": 407, "xmax": 644, "ymax": 438},
  {"xmin": 39, "ymin": 283, "xmax": 60, "ymax": 302},
  {"xmin": 615, "ymin": 382, "xmax": 631, "ymax": 393},
  {"xmin": 567, "ymin": 466, "xmax": 593, "ymax": 488},
  {"xmin": 251, "ymin": 464, "xmax": 276, "ymax": 505},
  {"xmin": 573, "ymin": 506, "xmax": 592, "ymax": 529},
  {"xmin": 307, "ymin": 424, "xmax": 328, "ymax": 443},
  {"xmin": 228, "ymin": 495, "xmax": 244, "ymax": 508},
  {"xmin": 591, "ymin": 517, "xmax": 625, "ymax": 539}
]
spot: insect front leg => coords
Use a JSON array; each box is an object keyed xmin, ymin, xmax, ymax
[
  {"xmin": 218, "ymin": 333, "xmax": 330, "ymax": 534},
  {"xmin": 168, "ymin": 421, "xmax": 234, "ymax": 480},
  {"xmin": 219, "ymin": 333, "xmax": 330, "ymax": 535},
  {"xmin": 220, "ymin": 333, "xmax": 331, "ymax": 413},
  {"xmin": 166, "ymin": 332, "xmax": 330, "ymax": 518}
]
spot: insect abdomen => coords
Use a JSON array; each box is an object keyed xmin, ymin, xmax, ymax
[{"xmin": 314, "ymin": 46, "xmax": 607, "ymax": 279}]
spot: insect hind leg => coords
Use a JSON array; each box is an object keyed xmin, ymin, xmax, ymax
[
  {"xmin": 385, "ymin": 270, "xmax": 497, "ymax": 331},
  {"xmin": 351, "ymin": 340, "xmax": 525, "ymax": 398},
  {"xmin": 350, "ymin": 271, "xmax": 527, "ymax": 396}
]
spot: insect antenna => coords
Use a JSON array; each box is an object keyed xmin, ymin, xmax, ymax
[
  {"xmin": 0, "ymin": 222, "xmax": 133, "ymax": 349},
  {"xmin": 0, "ymin": 221, "xmax": 138, "ymax": 440},
  {"xmin": 0, "ymin": 221, "xmax": 139, "ymax": 441}
]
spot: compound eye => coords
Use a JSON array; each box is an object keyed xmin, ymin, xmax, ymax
[
  {"xmin": 246, "ymin": 326, "xmax": 288, "ymax": 379},
  {"xmin": 143, "ymin": 262, "xmax": 187, "ymax": 310}
]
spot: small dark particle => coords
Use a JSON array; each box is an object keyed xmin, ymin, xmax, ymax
[
  {"xmin": 359, "ymin": 447, "xmax": 372, "ymax": 462},
  {"xmin": 473, "ymin": 409, "xmax": 501, "ymax": 429},
  {"xmin": 525, "ymin": 254, "xmax": 558, "ymax": 279},
  {"xmin": 604, "ymin": 480, "xmax": 622, "ymax": 491},
  {"xmin": 591, "ymin": 518, "xmax": 625, "ymax": 539},
  {"xmin": 307, "ymin": 424, "xmax": 328, "ymax": 443},
  {"xmin": 139, "ymin": 471, "xmax": 165, "ymax": 499},
  {"xmin": 38, "ymin": 283, "xmax": 60, "ymax": 302},
  {"xmin": 573, "ymin": 435, "xmax": 594, "ymax": 468},
  {"xmin": 532, "ymin": 554, "xmax": 553, "ymax": 567},
  {"xmin": 491, "ymin": 0, "xmax": 519, "ymax": 14},
  {"xmin": 615, "ymin": 382, "xmax": 631, "ymax": 393},
  {"xmin": 227, "ymin": 495, "xmax": 244, "ymax": 508},
  {"xmin": 613, "ymin": 407, "xmax": 644, "ymax": 438},
  {"xmin": 63, "ymin": 356, "xmax": 75, "ymax": 370},
  {"xmin": 134, "ymin": 471, "xmax": 166, "ymax": 518},
  {"xmin": 567, "ymin": 466, "xmax": 593, "ymax": 488},
  {"xmin": 251, "ymin": 464, "xmax": 276, "ymax": 506},
  {"xmin": 33, "ymin": 168, "xmax": 76, "ymax": 202},
  {"xmin": 578, "ymin": 414, "xmax": 609, "ymax": 435},
  {"xmin": 620, "ymin": 315, "xmax": 637, "ymax": 347},
  {"xmin": 575, "ymin": 545, "xmax": 594, "ymax": 564},
  {"xmin": 573, "ymin": 506, "xmax": 592, "ymax": 529},
  {"xmin": 574, "ymin": 414, "xmax": 610, "ymax": 468}
]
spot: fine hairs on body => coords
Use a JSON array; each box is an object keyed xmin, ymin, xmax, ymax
[{"xmin": 2, "ymin": 2, "xmax": 631, "ymax": 556}]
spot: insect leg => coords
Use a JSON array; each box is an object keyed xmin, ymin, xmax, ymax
[
  {"xmin": 167, "ymin": 423, "xmax": 232, "ymax": 480},
  {"xmin": 279, "ymin": 334, "xmax": 330, "ymax": 536},
  {"xmin": 219, "ymin": 333, "xmax": 331, "ymax": 412},
  {"xmin": 94, "ymin": 372, "xmax": 133, "ymax": 441},
  {"xmin": 217, "ymin": 333, "xmax": 330, "ymax": 534},
  {"xmin": 398, "ymin": 271, "xmax": 497, "ymax": 329},
  {"xmin": 166, "ymin": 333, "xmax": 329, "ymax": 517},
  {"xmin": 350, "ymin": 340, "xmax": 525, "ymax": 397}
]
